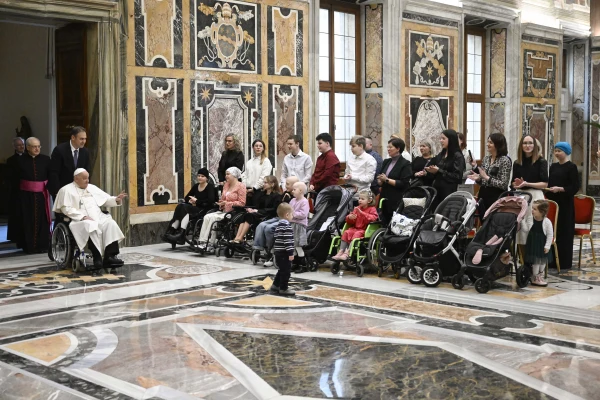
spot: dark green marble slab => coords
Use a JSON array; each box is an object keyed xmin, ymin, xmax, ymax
[{"xmin": 207, "ymin": 330, "xmax": 551, "ymax": 400}]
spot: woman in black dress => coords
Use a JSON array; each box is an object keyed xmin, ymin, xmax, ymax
[
  {"xmin": 545, "ymin": 142, "xmax": 579, "ymax": 270},
  {"xmin": 467, "ymin": 133, "xmax": 512, "ymax": 217},
  {"xmin": 411, "ymin": 139, "xmax": 435, "ymax": 187},
  {"xmin": 511, "ymin": 134, "xmax": 548, "ymax": 245},
  {"xmin": 419, "ymin": 129, "xmax": 465, "ymax": 210},
  {"xmin": 231, "ymin": 175, "xmax": 282, "ymax": 243},
  {"xmin": 377, "ymin": 138, "xmax": 412, "ymax": 225},
  {"xmin": 217, "ymin": 134, "xmax": 245, "ymax": 185},
  {"xmin": 163, "ymin": 168, "xmax": 216, "ymax": 244}
]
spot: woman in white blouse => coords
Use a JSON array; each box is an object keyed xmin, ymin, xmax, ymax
[{"xmin": 242, "ymin": 139, "xmax": 273, "ymax": 195}]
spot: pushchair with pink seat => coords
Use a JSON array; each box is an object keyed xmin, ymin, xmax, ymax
[{"xmin": 453, "ymin": 191, "xmax": 532, "ymax": 293}]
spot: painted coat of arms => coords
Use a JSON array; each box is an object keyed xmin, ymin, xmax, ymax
[
  {"xmin": 194, "ymin": 0, "xmax": 259, "ymax": 72},
  {"xmin": 409, "ymin": 32, "xmax": 449, "ymax": 88}
]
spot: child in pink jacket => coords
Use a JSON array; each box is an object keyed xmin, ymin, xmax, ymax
[{"xmin": 332, "ymin": 190, "xmax": 378, "ymax": 261}]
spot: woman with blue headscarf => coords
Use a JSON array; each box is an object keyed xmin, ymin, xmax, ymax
[{"xmin": 546, "ymin": 142, "xmax": 579, "ymax": 270}]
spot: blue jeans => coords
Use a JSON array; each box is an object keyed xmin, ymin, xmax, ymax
[{"xmin": 253, "ymin": 218, "xmax": 279, "ymax": 251}]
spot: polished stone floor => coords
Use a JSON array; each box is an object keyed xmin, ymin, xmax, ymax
[{"xmin": 0, "ymin": 238, "xmax": 598, "ymax": 400}]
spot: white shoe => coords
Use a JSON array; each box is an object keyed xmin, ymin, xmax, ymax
[{"xmin": 263, "ymin": 261, "xmax": 274, "ymax": 267}]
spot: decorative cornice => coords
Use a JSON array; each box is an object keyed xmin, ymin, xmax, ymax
[
  {"xmin": 460, "ymin": 0, "xmax": 518, "ymax": 24},
  {"xmin": 0, "ymin": 0, "xmax": 118, "ymax": 22}
]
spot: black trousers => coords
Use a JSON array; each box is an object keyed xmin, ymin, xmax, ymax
[
  {"xmin": 273, "ymin": 253, "xmax": 292, "ymax": 290},
  {"xmin": 88, "ymin": 239, "xmax": 119, "ymax": 261}
]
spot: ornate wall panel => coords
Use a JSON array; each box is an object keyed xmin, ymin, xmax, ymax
[
  {"xmin": 192, "ymin": 0, "xmax": 260, "ymax": 73},
  {"xmin": 407, "ymin": 31, "xmax": 451, "ymax": 89},
  {"xmin": 522, "ymin": 49, "xmax": 556, "ymax": 99},
  {"xmin": 572, "ymin": 107, "xmax": 585, "ymax": 168},
  {"xmin": 490, "ymin": 29, "xmax": 506, "ymax": 98},
  {"xmin": 190, "ymin": 81, "xmax": 260, "ymax": 182},
  {"xmin": 365, "ymin": 93, "xmax": 383, "ymax": 155},
  {"xmin": 589, "ymin": 56, "xmax": 600, "ymax": 182},
  {"xmin": 268, "ymin": 84, "xmax": 302, "ymax": 170},
  {"xmin": 134, "ymin": 0, "xmax": 183, "ymax": 68},
  {"xmin": 267, "ymin": 6, "xmax": 303, "ymax": 77},
  {"xmin": 406, "ymin": 96, "xmax": 450, "ymax": 157},
  {"xmin": 489, "ymin": 103, "xmax": 505, "ymax": 134},
  {"xmin": 365, "ymin": 4, "xmax": 383, "ymax": 88},
  {"xmin": 522, "ymin": 104, "xmax": 555, "ymax": 162},
  {"xmin": 135, "ymin": 77, "xmax": 184, "ymax": 206},
  {"xmin": 573, "ymin": 44, "xmax": 586, "ymax": 104}
]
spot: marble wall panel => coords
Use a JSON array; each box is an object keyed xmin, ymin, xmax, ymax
[
  {"xmin": 589, "ymin": 58, "xmax": 600, "ymax": 181},
  {"xmin": 572, "ymin": 107, "xmax": 585, "ymax": 167},
  {"xmin": 192, "ymin": 0, "xmax": 260, "ymax": 73},
  {"xmin": 573, "ymin": 44, "xmax": 586, "ymax": 104},
  {"xmin": 134, "ymin": 0, "xmax": 183, "ymax": 68},
  {"xmin": 408, "ymin": 31, "xmax": 451, "ymax": 89},
  {"xmin": 365, "ymin": 93, "xmax": 383, "ymax": 155},
  {"xmin": 365, "ymin": 4, "xmax": 383, "ymax": 88},
  {"xmin": 267, "ymin": 6, "xmax": 303, "ymax": 77},
  {"xmin": 523, "ymin": 49, "xmax": 556, "ymax": 99},
  {"xmin": 490, "ymin": 29, "xmax": 506, "ymax": 98},
  {"xmin": 191, "ymin": 81, "xmax": 260, "ymax": 182},
  {"xmin": 135, "ymin": 77, "xmax": 184, "ymax": 207},
  {"xmin": 522, "ymin": 104, "xmax": 554, "ymax": 161},
  {"xmin": 407, "ymin": 97, "xmax": 450, "ymax": 157},
  {"xmin": 268, "ymin": 84, "xmax": 302, "ymax": 171},
  {"xmin": 489, "ymin": 102, "xmax": 505, "ymax": 134}
]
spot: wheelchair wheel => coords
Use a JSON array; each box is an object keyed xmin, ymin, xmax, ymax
[
  {"xmin": 52, "ymin": 223, "xmax": 74, "ymax": 269},
  {"xmin": 407, "ymin": 265, "xmax": 422, "ymax": 284},
  {"xmin": 367, "ymin": 228, "xmax": 385, "ymax": 269},
  {"xmin": 355, "ymin": 264, "xmax": 365, "ymax": 277},
  {"xmin": 331, "ymin": 262, "xmax": 340, "ymax": 274},
  {"xmin": 224, "ymin": 246, "xmax": 234, "ymax": 258}
]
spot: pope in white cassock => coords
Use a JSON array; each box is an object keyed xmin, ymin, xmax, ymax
[{"xmin": 53, "ymin": 168, "xmax": 128, "ymax": 273}]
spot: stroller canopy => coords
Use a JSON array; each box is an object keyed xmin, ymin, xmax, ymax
[
  {"xmin": 483, "ymin": 196, "xmax": 528, "ymax": 225},
  {"xmin": 307, "ymin": 185, "xmax": 355, "ymax": 231}
]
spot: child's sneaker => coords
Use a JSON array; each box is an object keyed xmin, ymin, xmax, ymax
[
  {"xmin": 263, "ymin": 260, "xmax": 274, "ymax": 267},
  {"xmin": 531, "ymin": 275, "xmax": 541, "ymax": 286},
  {"xmin": 537, "ymin": 275, "xmax": 548, "ymax": 287},
  {"xmin": 279, "ymin": 288, "xmax": 296, "ymax": 296},
  {"xmin": 269, "ymin": 284, "xmax": 280, "ymax": 293}
]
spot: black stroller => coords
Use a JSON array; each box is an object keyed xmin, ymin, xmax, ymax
[
  {"xmin": 368, "ymin": 186, "xmax": 436, "ymax": 279},
  {"xmin": 408, "ymin": 191, "xmax": 477, "ymax": 286},
  {"xmin": 453, "ymin": 191, "xmax": 531, "ymax": 293},
  {"xmin": 303, "ymin": 185, "xmax": 356, "ymax": 271}
]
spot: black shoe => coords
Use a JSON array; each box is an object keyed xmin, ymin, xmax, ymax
[
  {"xmin": 109, "ymin": 268, "xmax": 117, "ymax": 274},
  {"xmin": 166, "ymin": 229, "xmax": 185, "ymax": 245},
  {"xmin": 104, "ymin": 256, "xmax": 124, "ymax": 266},
  {"xmin": 269, "ymin": 284, "xmax": 280, "ymax": 293}
]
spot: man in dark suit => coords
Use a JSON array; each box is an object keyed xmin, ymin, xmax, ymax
[
  {"xmin": 6, "ymin": 137, "xmax": 25, "ymax": 245},
  {"xmin": 49, "ymin": 126, "xmax": 91, "ymax": 199}
]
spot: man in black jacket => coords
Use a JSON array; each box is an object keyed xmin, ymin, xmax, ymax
[{"xmin": 48, "ymin": 126, "xmax": 91, "ymax": 199}]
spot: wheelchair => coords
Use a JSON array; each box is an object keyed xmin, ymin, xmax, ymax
[
  {"xmin": 189, "ymin": 208, "xmax": 246, "ymax": 256},
  {"xmin": 220, "ymin": 207, "xmax": 268, "ymax": 260},
  {"xmin": 327, "ymin": 219, "xmax": 382, "ymax": 277},
  {"xmin": 49, "ymin": 213, "xmax": 106, "ymax": 275}
]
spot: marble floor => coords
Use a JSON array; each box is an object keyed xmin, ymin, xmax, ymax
[{"xmin": 0, "ymin": 240, "xmax": 598, "ymax": 400}]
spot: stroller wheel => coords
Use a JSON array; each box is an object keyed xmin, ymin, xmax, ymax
[
  {"xmin": 475, "ymin": 278, "xmax": 491, "ymax": 294},
  {"xmin": 307, "ymin": 257, "xmax": 319, "ymax": 272},
  {"xmin": 356, "ymin": 265, "xmax": 365, "ymax": 277},
  {"xmin": 251, "ymin": 249, "xmax": 260, "ymax": 265},
  {"xmin": 331, "ymin": 262, "xmax": 340, "ymax": 275},
  {"xmin": 407, "ymin": 265, "xmax": 422, "ymax": 284},
  {"xmin": 171, "ymin": 242, "xmax": 176, "ymax": 249},
  {"xmin": 516, "ymin": 265, "xmax": 530, "ymax": 288},
  {"xmin": 451, "ymin": 274, "xmax": 465, "ymax": 290},
  {"xmin": 421, "ymin": 266, "xmax": 442, "ymax": 287}
]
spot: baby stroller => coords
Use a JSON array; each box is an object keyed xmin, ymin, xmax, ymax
[
  {"xmin": 408, "ymin": 191, "xmax": 477, "ymax": 287},
  {"xmin": 368, "ymin": 186, "xmax": 436, "ymax": 279},
  {"xmin": 303, "ymin": 185, "xmax": 356, "ymax": 271},
  {"xmin": 453, "ymin": 191, "xmax": 531, "ymax": 293}
]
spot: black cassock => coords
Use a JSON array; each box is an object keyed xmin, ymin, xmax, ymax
[{"xmin": 16, "ymin": 153, "xmax": 51, "ymax": 253}]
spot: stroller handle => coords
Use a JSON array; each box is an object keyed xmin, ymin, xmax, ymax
[{"xmin": 499, "ymin": 190, "xmax": 533, "ymax": 204}]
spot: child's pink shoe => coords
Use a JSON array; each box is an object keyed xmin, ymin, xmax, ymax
[{"xmin": 337, "ymin": 250, "xmax": 349, "ymax": 261}]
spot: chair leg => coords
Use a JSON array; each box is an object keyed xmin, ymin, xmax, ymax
[
  {"xmin": 590, "ymin": 235, "xmax": 597, "ymax": 265},
  {"xmin": 579, "ymin": 236, "xmax": 583, "ymax": 268},
  {"xmin": 553, "ymin": 243, "xmax": 560, "ymax": 273}
]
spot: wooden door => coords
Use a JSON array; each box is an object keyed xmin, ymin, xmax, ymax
[{"xmin": 55, "ymin": 24, "xmax": 87, "ymax": 144}]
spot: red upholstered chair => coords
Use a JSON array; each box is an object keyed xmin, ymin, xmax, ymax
[
  {"xmin": 574, "ymin": 195, "xmax": 596, "ymax": 268},
  {"xmin": 545, "ymin": 200, "xmax": 560, "ymax": 275}
]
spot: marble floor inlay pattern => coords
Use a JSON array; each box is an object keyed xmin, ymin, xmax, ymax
[{"xmin": 0, "ymin": 243, "xmax": 598, "ymax": 399}]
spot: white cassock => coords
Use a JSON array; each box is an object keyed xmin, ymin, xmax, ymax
[{"xmin": 52, "ymin": 182, "xmax": 125, "ymax": 255}]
